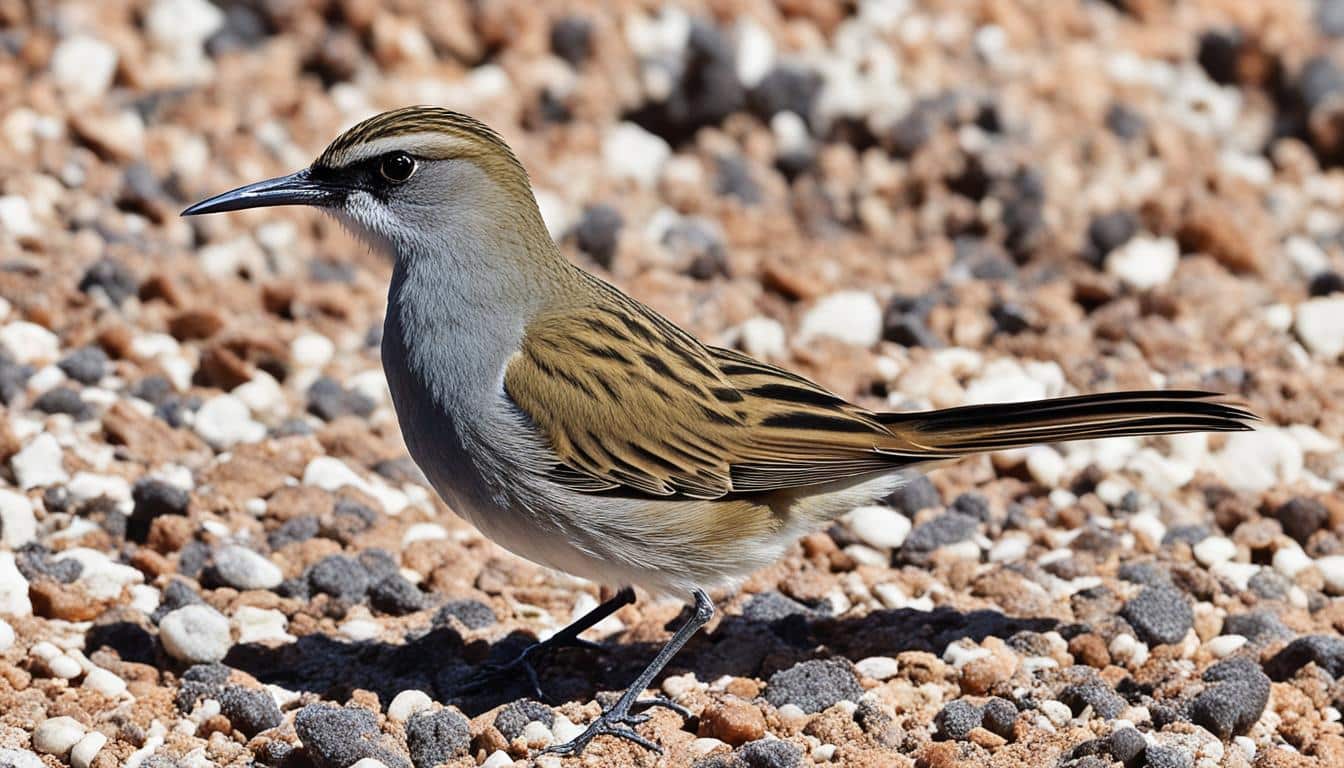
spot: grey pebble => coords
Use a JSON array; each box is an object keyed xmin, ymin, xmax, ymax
[
  {"xmin": 218, "ymin": 685, "xmax": 282, "ymax": 737},
  {"xmin": 1121, "ymin": 584, "xmax": 1193, "ymax": 646},
  {"xmin": 764, "ymin": 659, "xmax": 863, "ymax": 714},
  {"xmin": 406, "ymin": 709, "xmax": 470, "ymax": 768},
  {"xmin": 294, "ymin": 704, "xmax": 409, "ymax": 768},
  {"xmin": 738, "ymin": 737, "xmax": 804, "ymax": 768},
  {"xmin": 933, "ymin": 699, "xmax": 982, "ymax": 740},
  {"xmin": 494, "ymin": 699, "xmax": 553, "ymax": 741}
]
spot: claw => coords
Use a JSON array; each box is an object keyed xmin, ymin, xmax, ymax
[
  {"xmin": 540, "ymin": 708, "xmax": 662, "ymax": 756},
  {"xmin": 631, "ymin": 695, "xmax": 692, "ymax": 719}
]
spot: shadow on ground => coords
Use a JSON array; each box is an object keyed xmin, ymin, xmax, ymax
[{"xmin": 213, "ymin": 604, "xmax": 1058, "ymax": 717}]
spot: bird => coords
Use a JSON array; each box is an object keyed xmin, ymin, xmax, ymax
[{"xmin": 183, "ymin": 106, "xmax": 1257, "ymax": 756}]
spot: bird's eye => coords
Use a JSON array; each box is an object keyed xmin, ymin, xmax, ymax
[{"xmin": 379, "ymin": 152, "xmax": 416, "ymax": 182}]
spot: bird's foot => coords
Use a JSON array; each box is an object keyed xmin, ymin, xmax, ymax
[{"xmin": 541, "ymin": 697, "xmax": 686, "ymax": 756}]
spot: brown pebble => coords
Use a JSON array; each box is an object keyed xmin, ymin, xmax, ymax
[
  {"xmin": 197, "ymin": 344, "xmax": 254, "ymax": 389},
  {"xmin": 148, "ymin": 514, "xmax": 194, "ymax": 553},
  {"xmin": 698, "ymin": 697, "xmax": 766, "ymax": 746},
  {"xmin": 967, "ymin": 727, "xmax": 1006, "ymax": 750},
  {"xmin": 138, "ymin": 274, "xmax": 185, "ymax": 306},
  {"xmin": 129, "ymin": 548, "xmax": 173, "ymax": 578},
  {"xmin": 723, "ymin": 677, "xmax": 761, "ymax": 699},
  {"xmin": 916, "ymin": 741, "xmax": 962, "ymax": 768},
  {"xmin": 169, "ymin": 308, "xmax": 226, "ymax": 340},
  {"xmin": 1068, "ymin": 633, "xmax": 1111, "ymax": 669},
  {"xmin": 29, "ymin": 580, "xmax": 107, "ymax": 621}
]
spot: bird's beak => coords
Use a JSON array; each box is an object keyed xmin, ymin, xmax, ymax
[{"xmin": 181, "ymin": 169, "xmax": 340, "ymax": 216}]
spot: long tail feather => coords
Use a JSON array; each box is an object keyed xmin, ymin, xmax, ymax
[{"xmin": 877, "ymin": 390, "xmax": 1257, "ymax": 456}]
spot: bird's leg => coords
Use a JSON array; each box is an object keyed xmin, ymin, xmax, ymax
[
  {"xmin": 462, "ymin": 586, "xmax": 636, "ymax": 701},
  {"xmin": 541, "ymin": 588, "xmax": 713, "ymax": 756}
]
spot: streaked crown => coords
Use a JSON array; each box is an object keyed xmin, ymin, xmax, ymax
[{"xmin": 315, "ymin": 106, "xmax": 526, "ymax": 178}]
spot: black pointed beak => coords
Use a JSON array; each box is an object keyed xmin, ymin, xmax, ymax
[{"xmin": 181, "ymin": 169, "xmax": 340, "ymax": 216}]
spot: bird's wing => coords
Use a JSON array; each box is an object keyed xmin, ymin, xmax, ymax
[{"xmin": 502, "ymin": 285, "xmax": 914, "ymax": 500}]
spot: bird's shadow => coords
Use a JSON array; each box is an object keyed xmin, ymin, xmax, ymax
[{"xmin": 215, "ymin": 603, "xmax": 1057, "ymax": 717}]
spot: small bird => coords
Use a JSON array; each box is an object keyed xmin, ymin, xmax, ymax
[{"xmin": 184, "ymin": 106, "xmax": 1256, "ymax": 755}]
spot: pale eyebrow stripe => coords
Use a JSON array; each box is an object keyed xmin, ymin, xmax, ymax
[{"xmin": 319, "ymin": 132, "xmax": 478, "ymax": 169}]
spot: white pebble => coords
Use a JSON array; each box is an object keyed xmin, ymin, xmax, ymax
[
  {"xmin": 1212, "ymin": 428, "xmax": 1303, "ymax": 493},
  {"xmin": 32, "ymin": 716, "xmax": 86, "ymax": 757},
  {"xmin": 1106, "ymin": 236, "xmax": 1178, "ymax": 290},
  {"xmin": 480, "ymin": 750, "xmax": 513, "ymax": 768},
  {"xmin": 401, "ymin": 522, "xmax": 448, "ymax": 547},
  {"xmin": 159, "ymin": 605, "xmax": 232, "ymax": 663},
  {"xmin": 232, "ymin": 606, "xmax": 294, "ymax": 645},
  {"xmin": 1039, "ymin": 700, "xmax": 1073, "ymax": 727},
  {"xmin": 57, "ymin": 548, "xmax": 143, "ymax": 600},
  {"xmin": 735, "ymin": 20, "xmax": 774, "ymax": 87},
  {"xmin": 845, "ymin": 505, "xmax": 911, "ymax": 549},
  {"xmin": 195, "ymin": 394, "xmax": 266, "ymax": 449},
  {"xmin": 292, "ymin": 332, "xmax": 335, "ymax": 370},
  {"xmin": 1294, "ymin": 296, "xmax": 1344, "ymax": 358},
  {"xmin": 1318, "ymin": 555, "xmax": 1344, "ymax": 595},
  {"xmin": 340, "ymin": 618, "xmax": 381, "ymax": 641},
  {"xmin": 232, "ymin": 371, "xmax": 285, "ymax": 420},
  {"xmin": 0, "ymin": 749, "xmax": 43, "ymax": 768},
  {"xmin": 11, "ymin": 433, "xmax": 68, "ymax": 490},
  {"xmin": 603, "ymin": 122, "xmax": 670, "ymax": 187},
  {"xmin": 855, "ymin": 656, "xmax": 900, "ymax": 680},
  {"xmin": 0, "ymin": 618, "xmax": 13, "ymax": 650},
  {"xmin": 1206, "ymin": 635, "xmax": 1247, "ymax": 658},
  {"xmin": 551, "ymin": 714, "xmax": 584, "ymax": 743},
  {"xmin": 0, "ymin": 489, "xmax": 36, "ymax": 548},
  {"xmin": 50, "ymin": 35, "xmax": 118, "ymax": 102},
  {"xmin": 347, "ymin": 760, "xmax": 388, "ymax": 768},
  {"xmin": 48, "ymin": 653, "xmax": 82, "ymax": 679},
  {"xmin": 1128, "ymin": 512, "xmax": 1166, "ymax": 545},
  {"xmin": 1273, "ymin": 544, "xmax": 1313, "ymax": 577},
  {"xmin": 737, "ymin": 316, "xmax": 787, "ymax": 360},
  {"xmin": 84, "ymin": 667, "xmax": 128, "ymax": 697},
  {"xmin": 1193, "ymin": 536, "xmax": 1237, "ymax": 567},
  {"xmin": 521, "ymin": 720, "xmax": 553, "ymax": 746},
  {"xmin": 212, "ymin": 545, "xmax": 283, "ymax": 590},
  {"xmin": 1026, "ymin": 446, "xmax": 1066, "ymax": 488},
  {"xmin": 69, "ymin": 731, "xmax": 107, "ymax": 768},
  {"xmin": 798, "ymin": 291, "xmax": 883, "ymax": 348},
  {"xmin": 989, "ymin": 534, "xmax": 1030, "ymax": 563},
  {"xmin": 0, "ymin": 552, "xmax": 32, "ymax": 616},
  {"xmin": 387, "ymin": 690, "xmax": 434, "ymax": 722},
  {"xmin": 0, "ymin": 196, "xmax": 38, "ymax": 239},
  {"xmin": 0, "ymin": 321, "xmax": 59, "ymax": 363}
]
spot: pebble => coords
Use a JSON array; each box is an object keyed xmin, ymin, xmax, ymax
[
  {"xmin": 739, "ymin": 738, "xmax": 804, "ymax": 768},
  {"xmin": 737, "ymin": 316, "xmax": 788, "ymax": 360},
  {"xmin": 1294, "ymin": 296, "xmax": 1344, "ymax": 357},
  {"xmin": 1317, "ymin": 555, "xmax": 1344, "ymax": 595},
  {"xmin": 69, "ymin": 732, "xmax": 107, "ymax": 768},
  {"xmin": 855, "ymin": 656, "xmax": 900, "ymax": 681},
  {"xmin": 308, "ymin": 554, "xmax": 370, "ymax": 601},
  {"xmin": 480, "ymin": 751, "xmax": 512, "ymax": 768},
  {"xmin": 1122, "ymin": 584, "xmax": 1192, "ymax": 646},
  {"xmin": 0, "ymin": 489, "xmax": 36, "ymax": 548},
  {"xmin": 603, "ymin": 122, "xmax": 670, "ymax": 187},
  {"xmin": 798, "ymin": 291, "xmax": 883, "ymax": 348},
  {"xmin": 48, "ymin": 653, "xmax": 82, "ymax": 679},
  {"xmin": 50, "ymin": 35, "xmax": 119, "ymax": 101},
  {"xmin": 233, "ymin": 606, "xmax": 293, "ymax": 645},
  {"xmin": 1193, "ymin": 536, "xmax": 1237, "ymax": 567},
  {"xmin": 1106, "ymin": 236, "xmax": 1178, "ymax": 290},
  {"xmin": 212, "ymin": 545, "xmax": 283, "ymax": 591},
  {"xmin": 903, "ymin": 512, "xmax": 978, "ymax": 555},
  {"xmin": 295, "ymin": 704, "xmax": 410, "ymax": 768},
  {"xmin": 574, "ymin": 203, "xmax": 623, "ymax": 268},
  {"xmin": 11, "ymin": 433, "xmax": 68, "ymax": 490},
  {"xmin": 1189, "ymin": 657, "xmax": 1270, "ymax": 739},
  {"xmin": 405, "ymin": 710, "xmax": 474, "ymax": 767},
  {"xmin": 159, "ymin": 604, "xmax": 232, "ymax": 663},
  {"xmin": 699, "ymin": 697, "xmax": 766, "ymax": 746},
  {"xmin": 764, "ymin": 659, "xmax": 863, "ymax": 714},
  {"xmin": 1026, "ymin": 446, "xmax": 1066, "ymax": 487},
  {"xmin": 194, "ymin": 394, "xmax": 266, "ymax": 449},
  {"xmin": 292, "ymin": 332, "xmax": 336, "ymax": 370},
  {"xmin": 845, "ymin": 506, "xmax": 911, "ymax": 549},
  {"xmin": 495, "ymin": 700, "xmax": 554, "ymax": 741},
  {"xmin": 33, "ymin": 716, "xmax": 86, "ymax": 757},
  {"xmin": 0, "ymin": 552, "xmax": 32, "ymax": 615},
  {"xmin": 433, "ymin": 599, "xmax": 497, "ymax": 630},
  {"xmin": 888, "ymin": 476, "xmax": 940, "ymax": 514},
  {"xmin": 219, "ymin": 685, "xmax": 283, "ymax": 736},
  {"xmin": 934, "ymin": 699, "xmax": 983, "ymax": 740},
  {"xmin": 387, "ymin": 690, "xmax": 434, "ymax": 722},
  {"xmin": 84, "ymin": 667, "xmax": 128, "ymax": 697},
  {"xmin": 0, "ymin": 751, "xmax": 40, "ymax": 768}
]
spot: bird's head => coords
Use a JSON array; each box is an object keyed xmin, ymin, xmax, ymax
[{"xmin": 183, "ymin": 106, "xmax": 548, "ymax": 260}]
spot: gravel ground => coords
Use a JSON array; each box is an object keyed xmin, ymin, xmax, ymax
[{"xmin": 3, "ymin": 1, "xmax": 1344, "ymax": 767}]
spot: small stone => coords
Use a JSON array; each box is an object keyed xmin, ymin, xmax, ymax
[
  {"xmin": 764, "ymin": 659, "xmax": 863, "ymax": 714},
  {"xmin": 934, "ymin": 699, "xmax": 983, "ymax": 740},
  {"xmin": 33, "ymin": 716, "xmax": 86, "ymax": 757},
  {"xmin": 495, "ymin": 699, "xmax": 554, "ymax": 741},
  {"xmin": 1144, "ymin": 745, "xmax": 1192, "ymax": 768},
  {"xmin": 307, "ymin": 555, "xmax": 370, "ymax": 602},
  {"xmin": 1276, "ymin": 497, "xmax": 1329, "ymax": 545},
  {"xmin": 1121, "ymin": 584, "xmax": 1193, "ymax": 646},
  {"xmin": 980, "ymin": 698, "xmax": 1017, "ymax": 739},
  {"xmin": 1106, "ymin": 236, "xmax": 1178, "ymax": 290},
  {"xmin": 887, "ymin": 476, "xmax": 940, "ymax": 515},
  {"xmin": 159, "ymin": 604, "xmax": 232, "ymax": 663},
  {"xmin": 699, "ymin": 697, "xmax": 766, "ymax": 746},
  {"xmin": 574, "ymin": 203, "xmax": 623, "ymax": 268},
  {"xmin": 387, "ymin": 690, "xmax": 434, "ymax": 723},
  {"xmin": 129, "ymin": 478, "xmax": 189, "ymax": 541},
  {"xmin": 78, "ymin": 258, "xmax": 138, "ymax": 305},
  {"xmin": 903, "ymin": 512, "xmax": 979, "ymax": 555},
  {"xmin": 219, "ymin": 685, "xmax": 283, "ymax": 737},
  {"xmin": 1059, "ymin": 681, "xmax": 1126, "ymax": 720},
  {"xmin": 194, "ymin": 394, "xmax": 266, "ymax": 449},
  {"xmin": 1309, "ymin": 270, "xmax": 1344, "ymax": 296},
  {"xmin": 307, "ymin": 377, "xmax": 375, "ymax": 421},
  {"xmin": 1188, "ymin": 657, "xmax": 1270, "ymax": 739},
  {"xmin": 0, "ymin": 489, "xmax": 36, "ymax": 548},
  {"xmin": 855, "ymin": 656, "xmax": 900, "ymax": 681},
  {"xmin": 57, "ymin": 347, "xmax": 109, "ymax": 385},
  {"xmin": 33, "ymin": 386, "xmax": 92, "ymax": 420},
  {"xmin": 50, "ymin": 34, "xmax": 118, "ymax": 101},
  {"xmin": 0, "ymin": 750, "xmax": 43, "ymax": 768},
  {"xmin": 83, "ymin": 667, "xmax": 127, "ymax": 697},
  {"xmin": 664, "ymin": 218, "xmax": 729, "ymax": 280},
  {"xmin": 295, "ymin": 704, "xmax": 410, "ymax": 768},
  {"xmin": 69, "ymin": 731, "xmax": 107, "ymax": 768},
  {"xmin": 550, "ymin": 16, "xmax": 593, "ymax": 66},
  {"xmin": 738, "ymin": 738, "xmax": 803, "ymax": 768},
  {"xmin": 1295, "ymin": 296, "xmax": 1344, "ymax": 358},
  {"xmin": 1265, "ymin": 635, "xmax": 1344, "ymax": 680},
  {"xmin": 845, "ymin": 506, "xmax": 910, "ymax": 549},
  {"xmin": 1193, "ymin": 536, "xmax": 1237, "ymax": 567},
  {"xmin": 369, "ymin": 574, "xmax": 424, "ymax": 615},
  {"xmin": 749, "ymin": 65, "xmax": 821, "ymax": 121},
  {"xmin": 603, "ymin": 122, "xmax": 670, "ymax": 187},
  {"xmin": 433, "ymin": 599, "xmax": 496, "ymax": 630},
  {"xmin": 798, "ymin": 291, "xmax": 883, "ymax": 348},
  {"xmin": 212, "ymin": 545, "xmax": 283, "ymax": 591},
  {"xmin": 1088, "ymin": 211, "xmax": 1139, "ymax": 260},
  {"xmin": 1108, "ymin": 727, "xmax": 1146, "ymax": 763}
]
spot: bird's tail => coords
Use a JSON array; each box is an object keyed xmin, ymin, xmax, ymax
[{"xmin": 876, "ymin": 390, "xmax": 1257, "ymax": 456}]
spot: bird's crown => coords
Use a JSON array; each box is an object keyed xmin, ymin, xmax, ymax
[{"xmin": 315, "ymin": 106, "xmax": 524, "ymax": 174}]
